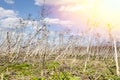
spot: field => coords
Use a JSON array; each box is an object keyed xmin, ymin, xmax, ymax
[
  {"xmin": 0, "ymin": 0, "xmax": 120, "ymax": 80},
  {"xmin": 0, "ymin": 21, "xmax": 120, "ymax": 80},
  {"xmin": 0, "ymin": 42, "xmax": 120, "ymax": 80}
]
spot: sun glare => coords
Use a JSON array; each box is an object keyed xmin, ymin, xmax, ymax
[
  {"xmin": 59, "ymin": 0, "xmax": 120, "ymax": 33},
  {"xmin": 91, "ymin": 0, "xmax": 120, "ymax": 28}
]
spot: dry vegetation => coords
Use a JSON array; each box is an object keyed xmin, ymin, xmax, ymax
[
  {"xmin": 0, "ymin": 23, "xmax": 120, "ymax": 80},
  {"xmin": 0, "ymin": 0, "xmax": 120, "ymax": 80}
]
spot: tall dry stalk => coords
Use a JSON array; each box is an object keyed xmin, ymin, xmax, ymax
[
  {"xmin": 39, "ymin": 0, "xmax": 49, "ymax": 76},
  {"xmin": 83, "ymin": 31, "xmax": 91, "ymax": 72},
  {"xmin": 6, "ymin": 32, "xmax": 12, "ymax": 62},
  {"xmin": 113, "ymin": 38, "xmax": 120, "ymax": 76},
  {"xmin": 6, "ymin": 32, "xmax": 11, "ymax": 55},
  {"xmin": 107, "ymin": 24, "xmax": 120, "ymax": 76}
]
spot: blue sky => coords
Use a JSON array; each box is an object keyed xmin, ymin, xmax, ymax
[
  {"xmin": 0, "ymin": 0, "xmax": 120, "ymax": 40},
  {"xmin": 0, "ymin": 0, "xmax": 76, "ymax": 33},
  {"xmin": 0, "ymin": 0, "xmax": 120, "ymax": 46},
  {"xmin": 0, "ymin": 0, "xmax": 39, "ymax": 18}
]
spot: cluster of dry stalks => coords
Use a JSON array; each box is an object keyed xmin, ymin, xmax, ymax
[
  {"xmin": 0, "ymin": 23, "xmax": 120, "ymax": 75},
  {"xmin": 0, "ymin": 0, "xmax": 120, "ymax": 77}
]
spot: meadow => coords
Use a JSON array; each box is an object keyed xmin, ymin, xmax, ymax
[
  {"xmin": 0, "ymin": 0, "xmax": 120, "ymax": 79},
  {"xmin": 0, "ymin": 28, "xmax": 120, "ymax": 80}
]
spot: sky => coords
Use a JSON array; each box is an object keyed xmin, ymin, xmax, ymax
[{"xmin": 0, "ymin": 0, "xmax": 120, "ymax": 40}]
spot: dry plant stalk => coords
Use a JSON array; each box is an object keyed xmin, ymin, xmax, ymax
[
  {"xmin": 113, "ymin": 38, "xmax": 120, "ymax": 76},
  {"xmin": 6, "ymin": 32, "xmax": 11, "ymax": 54},
  {"xmin": 1, "ymin": 73, "xmax": 4, "ymax": 80},
  {"xmin": 107, "ymin": 24, "xmax": 120, "ymax": 76}
]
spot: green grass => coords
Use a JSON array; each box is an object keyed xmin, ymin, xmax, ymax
[{"xmin": 0, "ymin": 57, "xmax": 120, "ymax": 80}]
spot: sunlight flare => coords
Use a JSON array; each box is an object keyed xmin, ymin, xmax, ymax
[{"xmin": 60, "ymin": 0, "xmax": 120, "ymax": 32}]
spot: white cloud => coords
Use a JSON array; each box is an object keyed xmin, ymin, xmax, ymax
[
  {"xmin": 0, "ymin": 17, "xmax": 21, "ymax": 28},
  {"xmin": 0, "ymin": 7, "xmax": 20, "ymax": 30},
  {"xmin": 0, "ymin": 7, "xmax": 17, "ymax": 19},
  {"xmin": 34, "ymin": 0, "xmax": 83, "ymax": 6},
  {"xmin": 0, "ymin": 7, "xmax": 73, "ymax": 32},
  {"xmin": 59, "ymin": 4, "xmax": 92, "ymax": 12},
  {"xmin": 43, "ymin": 18, "xmax": 73, "ymax": 27},
  {"xmin": 0, "ymin": 7, "xmax": 32, "ymax": 31},
  {"xmin": 4, "ymin": 0, "xmax": 14, "ymax": 4},
  {"xmin": 34, "ymin": 0, "xmax": 94, "ymax": 6}
]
